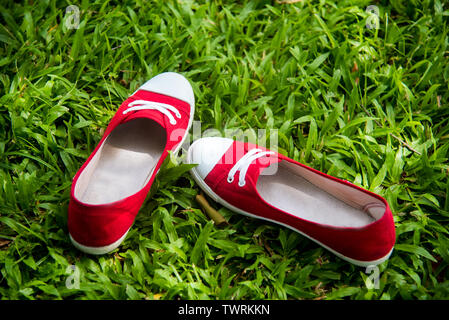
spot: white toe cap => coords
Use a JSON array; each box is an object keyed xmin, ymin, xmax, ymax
[
  {"xmin": 187, "ymin": 137, "xmax": 234, "ymax": 180},
  {"xmin": 138, "ymin": 72, "xmax": 195, "ymax": 107}
]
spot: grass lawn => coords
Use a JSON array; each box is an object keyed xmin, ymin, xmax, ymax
[{"xmin": 0, "ymin": 0, "xmax": 448, "ymax": 300}]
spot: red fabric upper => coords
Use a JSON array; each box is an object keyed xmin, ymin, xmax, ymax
[
  {"xmin": 203, "ymin": 141, "xmax": 396, "ymax": 262},
  {"xmin": 68, "ymin": 90, "xmax": 192, "ymax": 247}
]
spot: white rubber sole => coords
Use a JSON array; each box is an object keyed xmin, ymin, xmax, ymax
[
  {"xmin": 186, "ymin": 140, "xmax": 393, "ymax": 267},
  {"xmin": 70, "ymin": 74, "xmax": 195, "ymax": 255},
  {"xmin": 69, "ymin": 230, "xmax": 130, "ymax": 255}
]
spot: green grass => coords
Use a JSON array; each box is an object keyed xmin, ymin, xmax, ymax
[{"xmin": 0, "ymin": 0, "xmax": 449, "ymax": 300}]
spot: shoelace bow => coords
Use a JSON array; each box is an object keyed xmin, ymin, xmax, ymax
[
  {"xmin": 123, "ymin": 100, "xmax": 181, "ymax": 125},
  {"xmin": 227, "ymin": 148, "xmax": 275, "ymax": 187}
]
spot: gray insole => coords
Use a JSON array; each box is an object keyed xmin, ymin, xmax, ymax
[
  {"xmin": 79, "ymin": 118, "xmax": 166, "ymax": 204},
  {"xmin": 257, "ymin": 164, "xmax": 375, "ymax": 227}
]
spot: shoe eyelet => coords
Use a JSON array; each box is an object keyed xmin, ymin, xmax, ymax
[
  {"xmin": 238, "ymin": 180, "xmax": 246, "ymax": 187},
  {"xmin": 170, "ymin": 120, "xmax": 177, "ymax": 125},
  {"xmin": 176, "ymin": 113, "xmax": 181, "ymax": 119},
  {"xmin": 227, "ymin": 176, "xmax": 234, "ymax": 183}
]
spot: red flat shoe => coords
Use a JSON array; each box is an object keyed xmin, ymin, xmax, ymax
[
  {"xmin": 68, "ymin": 72, "xmax": 195, "ymax": 254},
  {"xmin": 186, "ymin": 137, "xmax": 395, "ymax": 266}
]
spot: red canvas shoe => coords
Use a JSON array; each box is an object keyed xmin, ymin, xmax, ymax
[
  {"xmin": 68, "ymin": 72, "xmax": 195, "ymax": 254},
  {"xmin": 186, "ymin": 137, "xmax": 395, "ymax": 266}
]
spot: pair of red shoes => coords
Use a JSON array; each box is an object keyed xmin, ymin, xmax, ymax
[{"xmin": 68, "ymin": 73, "xmax": 395, "ymax": 266}]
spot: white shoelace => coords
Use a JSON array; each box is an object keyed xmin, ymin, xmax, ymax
[
  {"xmin": 227, "ymin": 148, "xmax": 275, "ymax": 187},
  {"xmin": 122, "ymin": 100, "xmax": 181, "ymax": 125}
]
